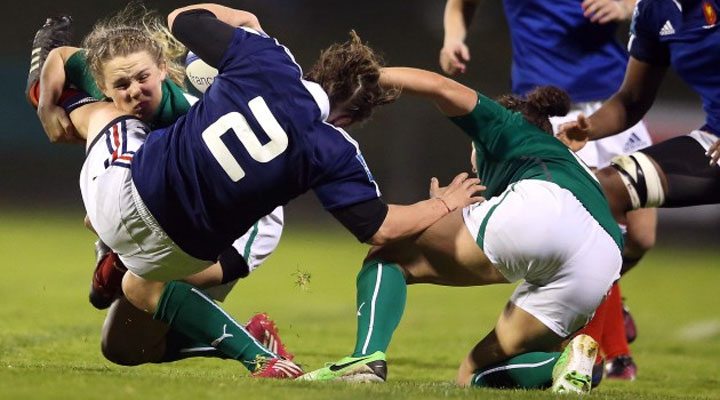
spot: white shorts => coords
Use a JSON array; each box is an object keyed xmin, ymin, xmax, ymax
[
  {"xmin": 203, "ymin": 207, "xmax": 284, "ymax": 301},
  {"xmin": 463, "ymin": 180, "xmax": 621, "ymax": 337},
  {"xmin": 551, "ymin": 101, "xmax": 652, "ymax": 169},
  {"xmin": 80, "ymin": 117, "xmax": 284, "ymax": 284},
  {"xmin": 82, "ymin": 164, "xmax": 212, "ymax": 281}
]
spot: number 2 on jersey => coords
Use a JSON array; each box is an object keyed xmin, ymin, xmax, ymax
[{"xmin": 202, "ymin": 96, "xmax": 289, "ymax": 182}]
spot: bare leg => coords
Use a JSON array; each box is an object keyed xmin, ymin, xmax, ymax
[
  {"xmin": 457, "ymin": 301, "xmax": 563, "ymax": 386},
  {"xmin": 621, "ymin": 208, "xmax": 657, "ymax": 275},
  {"xmin": 122, "ymin": 272, "xmax": 166, "ymax": 313},
  {"xmin": 101, "ymin": 296, "xmax": 170, "ymax": 365},
  {"xmin": 368, "ymin": 210, "xmax": 507, "ymax": 286},
  {"xmin": 596, "ymin": 168, "xmax": 632, "ymax": 223}
]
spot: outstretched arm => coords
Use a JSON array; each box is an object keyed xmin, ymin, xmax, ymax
[
  {"xmin": 439, "ymin": 0, "xmax": 479, "ymax": 75},
  {"xmin": 380, "ymin": 67, "xmax": 477, "ymax": 116},
  {"xmin": 558, "ymin": 57, "xmax": 666, "ymax": 142},
  {"xmin": 368, "ymin": 173, "xmax": 484, "ymax": 246},
  {"xmin": 167, "ymin": 4, "xmax": 262, "ymax": 70},
  {"xmin": 168, "ymin": 3, "xmax": 262, "ymax": 33}
]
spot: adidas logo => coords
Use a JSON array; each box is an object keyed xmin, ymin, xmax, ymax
[
  {"xmin": 660, "ymin": 20, "xmax": 675, "ymax": 36},
  {"xmin": 623, "ymin": 132, "xmax": 646, "ymax": 153}
]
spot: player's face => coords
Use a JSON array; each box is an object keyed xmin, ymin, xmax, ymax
[
  {"xmin": 327, "ymin": 107, "xmax": 355, "ymax": 128},
  {"xmin": 100, "ymin": 51, "xmax": 167, "ymax": 122}
]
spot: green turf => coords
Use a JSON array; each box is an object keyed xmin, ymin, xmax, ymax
[{"xmin": 0, "ymin": 211, "xmax": 718, "ymax": 399}]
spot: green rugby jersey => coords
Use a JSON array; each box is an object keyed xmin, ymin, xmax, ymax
[
  {"xmin": 64, "ymin": 50, "xmax": 192, "ymax": 128},
  {"xmin": 450, "ymin": 93, "xmax": 623, "ymax": 250}
]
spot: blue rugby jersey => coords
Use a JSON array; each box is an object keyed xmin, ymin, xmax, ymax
[
  {"xmin": 131, "ymin": 28, "xmax": 381, "ymax": 261},
  {"xmin": 502, "ymin": 0, "xmax": 628, "ymax": 102},
  {"xmin": 629, "ymin": 0, "xmax": 720, "ymax": 136}
]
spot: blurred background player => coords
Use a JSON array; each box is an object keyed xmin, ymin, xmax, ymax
[
  {"xmin": 27, "ymin": 9, "xmax": 293, "ymax": 368},
  {"xmin": 439, "ymin": 0, "xmax": 653, "ymax": 381},
  {"xmin": 558, "ymin": 1, "xmax": 720, "ymax": 225}
]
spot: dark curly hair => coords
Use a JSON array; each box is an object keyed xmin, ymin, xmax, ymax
[
  {"xmin": 496, "ymin": 86, "xmax": 571, "ymax": 134},
  {"xmin": 304, "ymin": 31, "xmax": 400, "ymax": 125}
]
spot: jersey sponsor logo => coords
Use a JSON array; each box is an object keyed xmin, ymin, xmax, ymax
[
  {"xmin": 703, "ymin": 1, "xmax": 717, "ymax": 26},
  {"xmin": 659, "ymin": 20, "xmax": 676, "ymax": 36}
]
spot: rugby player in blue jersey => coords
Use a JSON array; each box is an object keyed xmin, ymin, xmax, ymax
[
  {"xmin": 53, "ymin": 3, "xmax": 484, "ymax": 378},
  {"xmin": 439, "ymin": 0, "xmax": 652, "ymax": 380},
  {"xmin": 559, "ymin": 0, "xmax": 720, "ymax": 222},
  {"xmin": 30, "ymin": 9, "xmax": 293, "ymax": 366}
]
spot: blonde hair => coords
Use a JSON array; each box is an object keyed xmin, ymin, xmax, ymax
[{"xmin": 82, "ymin": 2, "xmax": 186, "ymax": 89}]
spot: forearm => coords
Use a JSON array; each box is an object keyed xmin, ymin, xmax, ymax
[
  {"xmin": 588, "ymin": 58, "xmax": 665, "ymax": 140},
  {"xmin": 37, "ymin": 47, "xmax": 76, "ymax": 108},
  {"xmin": 586, "ymin": 96, "xmax": 633, "ymax": 140},
  {"xmin": 168, "ymin": 3, "xmax": 261, "ymax": 31},
  {"xmin": 380, "ymin": 67, "xmax": 477, "ymax": 116},
  {"xmin": 619, "ymin": 0, "xmax": 636, "ymax": 20},
  {"xmin": 368, "ymin": 200, "xmax": 450, "ymax": 246},
  {"xmin": 443, "ymin": 0, "xmax": 477, "ymax": 46}
]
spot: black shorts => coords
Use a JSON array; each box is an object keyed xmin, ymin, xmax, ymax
[{"xmin": 641, "ymin": 135, "xmax": 720, "ymax": 207}]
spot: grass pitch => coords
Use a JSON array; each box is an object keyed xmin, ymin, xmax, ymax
[{"xmin": 0, "ymin": 211, "xmax": 718, "ymax": 399}]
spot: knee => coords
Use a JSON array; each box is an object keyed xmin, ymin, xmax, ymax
[
  {"xmin": 100, "ymin": 338, "xmax": 145, "ymax": 366},
  {"xmin": 121, "ymin": 273, "xmax": 164, "ymax": 313},
  {"xmin": 597, "ymin": 167, "xmax": 630, "ymax": 220},
  {"xmin": 456, "ymin": 359, "xmax": 475, "ymax": 387},
  {"xmin": 625, "ymin": 229, "xmax": 656, "ymax": 255}
]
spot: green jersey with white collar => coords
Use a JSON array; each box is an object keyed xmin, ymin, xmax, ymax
[{"xmin": 450, "ymin": 93, "xmax": 623, "ymax": 250}]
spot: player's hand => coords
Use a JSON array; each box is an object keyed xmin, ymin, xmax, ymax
[
  {"xmin": 431, "ymin": 172, "xmax": 485, "ymax": 211},
  {"xmin": 439, "ymin": 40, "xmax": 471, "ymax": 76},
  {"xmin": 556, "ymin": 113, "xmax": 591, "ymax": 152},
  {"xmin": 707, "ymin": 138, "xmax": 720, "ymax": 166},
  {"xmin": 581, "ymin": 0, "xmax": 632, "ymax": 24},
  {"xmin": 37, "ymin": 102, "xmax": 82, "ymax": 144}
]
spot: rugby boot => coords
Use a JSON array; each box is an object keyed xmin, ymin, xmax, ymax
[
  {"xmin": 297, "ymin": 351, "xmax": 387, "ymax": 382},
  {"xmin": 622, "ymin": 300, "xmax": 638, "ymax": 344},
  {"xmin": 605, "ymin": 355, "xmax": 637, "ymax": 381},
  {"xmin": 26, "ymin": 15, "xmax": 73, "ymax": 108},
  {"xmin": 551, "ymin": 334, "xmax": 598, "ymax": 394},
  {"xmin": 252, "ymin": 357, "xmax": 304, "ymax": 379},
  {"xmin": 591, "ymin": 357, "xmax": 604, "ymax": 388},
  {"xmin": 245, "ymin": 313, "xmax": 295, "ymax": 361},
  {"xmin": 89, "ymin": 240, "xmax": 127, "ymax": 310}
]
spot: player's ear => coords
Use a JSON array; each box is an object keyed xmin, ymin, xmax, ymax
[
  {"xmin": 97, "ymin": 79, "xmax": 110, "ymax": 99},
  {"xmin": 158, "ymin": 61, "xmax": 167, "ymax": 81}
]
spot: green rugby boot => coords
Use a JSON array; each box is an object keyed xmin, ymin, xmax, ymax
[
  {"xmin": 551, "ymin": 334, "xmax": 598, "ymax": 394},
  {"xmin": 297, "ymin": 351, "xmax": 387, "ymax": 382}
]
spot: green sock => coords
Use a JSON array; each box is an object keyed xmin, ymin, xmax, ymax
[
  {"xmin": 160, "ymin": 329, "xmax": 228, "ymax": 362},
  {"xmin": 471, "ymin": 352, "xmax": 561, "ymax": 389},
  {"xmin": 153, "ymin": 281, "xmax": 273, "ymax": 371},
  {"xmin": 352, "ymin": 260, "xmax": 407, "ymax": 357}
]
